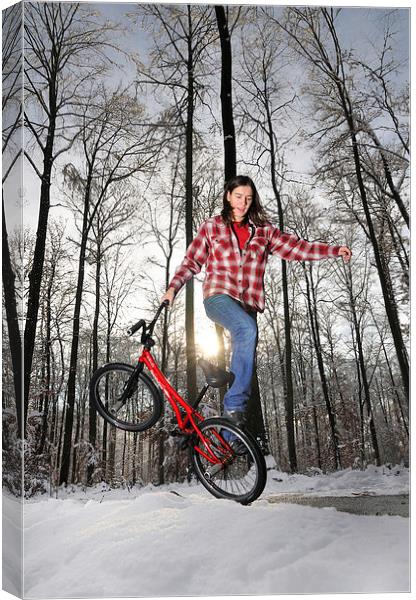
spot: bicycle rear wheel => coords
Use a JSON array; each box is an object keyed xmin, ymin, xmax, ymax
[
  {"xmin": 191, "ymin": 417, "xmax": 267, "ymax": 504},
  {"xmin": 90, "ymin": 362, "xmax": 163, "ymax": 432}
]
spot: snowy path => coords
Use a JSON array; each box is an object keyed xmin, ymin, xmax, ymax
[
  {"xmin": 10, "ymin": 464, "xmax": 411, "ymax": 597},
  {"xmin": 267, "ymin": 493, "xmax": 409, "ymax": 516}
]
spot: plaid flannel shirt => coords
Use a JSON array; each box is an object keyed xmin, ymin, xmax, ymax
[{"xmin": 169, "ymin": 215, "xmax": 341, "ymax": 312}]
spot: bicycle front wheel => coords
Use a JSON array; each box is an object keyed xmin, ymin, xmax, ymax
[
  {"xmin": 90, "ymin": 362, "xmax": 163, "ymax": 432},
  {"xmin": 191, "ymin": 417, "xmax": 267, "ymax": 504}
]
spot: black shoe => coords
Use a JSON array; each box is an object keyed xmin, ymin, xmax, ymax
[{"xmin": 222, "ymin": 411, "xmax": 248, "ymax": 455}]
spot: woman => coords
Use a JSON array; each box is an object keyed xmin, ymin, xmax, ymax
[{"xmin": 161, "ymin": 175, "xmax": 351, "ymax": 429}]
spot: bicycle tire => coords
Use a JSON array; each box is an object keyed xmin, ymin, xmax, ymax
[
  {"xmin": 90, "ymin": 362, "xmax": 163, "ymax": 432},
  {"xmin": 190, "ymin": 417, "xmax": 267, "ymax": 504}
]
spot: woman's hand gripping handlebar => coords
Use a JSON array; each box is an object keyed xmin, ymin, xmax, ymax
[{"xmin": 160, "ymin": 287, "xmax": 175, "ymax": 307}]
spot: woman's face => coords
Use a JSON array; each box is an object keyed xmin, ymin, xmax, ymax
[{"xmin": 227, "ymin": 185, "xmax": 253, "ymax": 222}]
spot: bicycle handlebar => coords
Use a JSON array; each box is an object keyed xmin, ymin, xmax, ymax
[
  {"xmin": 127, "ymin": 319, "xmax": 146, "ymax": 337},
  {"xmin": 127, "ymin": 300, "xmax": 170, "ymax": 338}
]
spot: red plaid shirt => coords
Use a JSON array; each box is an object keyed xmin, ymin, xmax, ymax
[{"xmin": 169, "ymin": 215, "xmax": 340, "ymax": 312}]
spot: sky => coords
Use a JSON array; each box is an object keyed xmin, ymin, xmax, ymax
[
  {"xmin": 4, "ymin": 1, "xmax": 409, "ymax": 227},
  {"xmin": 96, "ymin": 2, "xmax": 408, "ymax": 56},
  {"xmin": 3, "ymin": 0, "xmax": 409, "ymax": 230}
]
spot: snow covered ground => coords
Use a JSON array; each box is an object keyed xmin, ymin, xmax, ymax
[{"xmin": 3, "ymin": 461, "xmax": 410, "ymax": 598}]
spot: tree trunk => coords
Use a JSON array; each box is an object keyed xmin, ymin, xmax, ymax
[
  {"xmin": 215, "ymin": 5, "xmax": 236, "ymax": 181},
  {"xmin": 87, "ymin": 246, "xmax": 101, "ymax": 485},
  {"xmin": 304, "ymin": 263, "xmax": 341, "ymax": 469},
  {"xmin": 24, "ymin": 113, "xmax": 56, "ymax": 437},
  {"xmin": 214, "ymin": 5, "xmax": 237, "ymax": 405},
  {"xmin": 346, "ymin": 270, "xmax": 381, "ymax": 466},
  {"xmin": 310, "ymin": 364, "xmax": 322, "ymax": 471},
  {"xmin": 60, "ymin": 175, "xmax": 92, "ymax": 485},
  {"xmin": 101, "ymin": 299, "xmax": 112, "ymax": 481},
  {"xmin": 266, "ymin": 103, "xmax": 297, "ymax": 471},
  {"xmin": 185, "ymin": 6, "xmax": 197, "ymax": 406},
  {"xmin": 71, "ymin": 400, "xmax": 81, "ymax": 483},
  {"xmin": 213, "ymin": 6, "xmax": 267, "ymax": 447},
  {"xmin": 132, "ymin": 432, "xmax": 138, "ymax": 485},
  {"xmin": 38, "ymin": 278, "xmax": 53, "ymax": 455},
  {"xmin": 265, "ymin": 339, "xmax": 281, "ymax": 463},
  {"xmin": 2, "ymin": 196, "xmax": 23, "ymax": 438},
  {"xmin": 246, "ymin": 360, "xmax": 268, "ymax": 450},
  {"xmin": 122, "ymin": 430, "xmax": 127, "ymax": 479},
  {"xmin": 107, "ymin": 427, "xmax": 117, "ymax": 484},
  {"xmin": 158, "ymin": 304, "xmax": 168, "ymax": 485}
]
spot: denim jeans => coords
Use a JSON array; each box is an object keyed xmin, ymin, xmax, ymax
[{"xmin": 203, "ymin": 294, "xmax": 258, "ymax": 414}]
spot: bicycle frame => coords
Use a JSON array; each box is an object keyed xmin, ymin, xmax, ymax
[{"xmin": 138, "ymin": 348, "xmax": 233, "ymax": 466}]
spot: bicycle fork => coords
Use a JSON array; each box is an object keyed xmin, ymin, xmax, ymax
[{"xmin": 111, "ymin": 362, "xmax": 144, "ymax": 415}]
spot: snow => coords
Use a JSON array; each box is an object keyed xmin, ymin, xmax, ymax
[
  {"xmin": 3, "ymin": 461, "xmax": 407, "ymax": 598},
  {"xmin": 261, "ymin": 460, "xmax": 410, "ymax": 497}
]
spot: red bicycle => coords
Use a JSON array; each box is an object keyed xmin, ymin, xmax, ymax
[{"xmin": 90, "ymin": 300, "xmax": 267, "ymax": 504}]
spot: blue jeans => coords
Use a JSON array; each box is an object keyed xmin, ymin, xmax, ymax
[{"xmin": 203, "ymin": 294, "xmax": 258, "ymax": 414}]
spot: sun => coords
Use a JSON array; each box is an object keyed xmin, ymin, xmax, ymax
[{"xmin": 196, "ymin": 323, "xmax": 222, "ymax": 359}]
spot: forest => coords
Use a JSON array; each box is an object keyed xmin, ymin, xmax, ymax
[{"xmin": 2, "ymin": 2, "xmax": 409, "ymax": 497}]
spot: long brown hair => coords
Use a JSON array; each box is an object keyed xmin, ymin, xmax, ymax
[{"xmin": 220, "ymin": 175, "xmax": 270, "ymax": 226}]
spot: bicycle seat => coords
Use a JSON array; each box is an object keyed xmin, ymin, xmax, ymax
[{"xmin": 198, "ymin": 358, "xmax": 234, "ymax": 388}]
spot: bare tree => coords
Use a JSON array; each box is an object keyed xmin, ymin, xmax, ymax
[
  {"xmin": 214, "ymin": 5, "xmax": 240, "ymax": 180},
  {"xmin": 84, "ymin": 181, "xmax": 138, "ymax": 484},
  {"xmin": 237, "ymin": 16, "xmax": 299, "ymax": 467},
  {"xmin": 133, "ymin": 150, "xmax": 184, "ymax": 485},
  {"xmin": 23, "ymin": 2, "xmax": 119, "ymax": 437},
  {"xmin": 134, "ymin": 4, "xmax": 217, "ymax": 406},
  {"xmin": 59, "ymin": 87, "xmax": 158, "ymax": 485},
  {"xmin": 100, "ymin": 249, "xmax": 136, "ymax": 482},
  {"xmin": 2, "ymin": 3, "xmax": 23, "ymax": 438},
  {"xmin": 354, "ymin": 22, "xmax": 409, "ymax": 227},
  {"xmin": 271, "ymin": 7, "xmax": 409, "ymax": 399}
]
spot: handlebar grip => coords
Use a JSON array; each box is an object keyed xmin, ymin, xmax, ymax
[{"xmin": 127, "ymin": 319, "xmax": 146, "ymax": 337}]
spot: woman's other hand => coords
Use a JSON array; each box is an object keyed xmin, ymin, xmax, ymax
[{"xmin": 338, "ymin": 246, "xmax": 352, "ymax": 263}]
